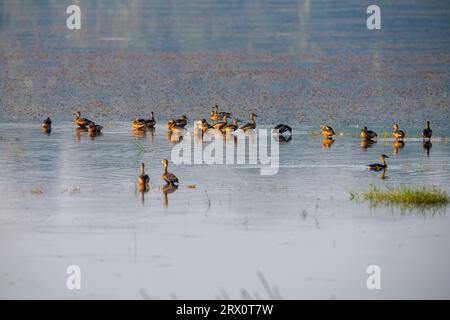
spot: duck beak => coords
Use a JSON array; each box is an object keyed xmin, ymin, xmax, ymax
[{"xmin": 385, "ymin": 155, "xmax": 390, "ymax": 158}]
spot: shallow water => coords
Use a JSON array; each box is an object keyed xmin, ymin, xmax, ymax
[{"xmin": 1, "ymin": 0, "xmax": 450, "ymax": 299}]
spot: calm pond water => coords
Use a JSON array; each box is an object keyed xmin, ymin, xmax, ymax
[{"xmin": 0, "ymin": 0, "xmax": 449, "ymax": 299}]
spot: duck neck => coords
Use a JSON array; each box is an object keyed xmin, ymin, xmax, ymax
[
  {"xmin": 140, "ymin": 164, "xmax": 145, "ymax": 175},
  {"xmin": 163, "ymin": 163, "xmax": 168, "ymax": 174},
  {"xmin": 381, "ymin": 158, "xmax": 387, "ymax": 167}
]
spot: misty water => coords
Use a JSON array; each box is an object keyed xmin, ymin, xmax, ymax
[{"xmin": 0, "ymin": 0, "xmax": 449, "ymax": 298}]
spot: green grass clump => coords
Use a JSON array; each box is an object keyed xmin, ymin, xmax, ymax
[{"xmin": 351, "ymin": 184, "xmax": 449, "ymax": 211}]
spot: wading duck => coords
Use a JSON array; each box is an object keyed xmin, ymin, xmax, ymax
[
  {"xmin": 138, "ymin": 162, "xmax": 150, "ymax": 191},
  {"xmin": 361, "ymin": 127, "xmax": 377, "ymax": 140},
  {"xmin": 87, "ymin": 122, "xmax": 103, "ymax": 134},
  {"xmin": 221, "ymin": 118, "xmax": 241, "ymax": 133},
  {"xmin": 422, "ymin": 121, "xmax": 432, "ymax": 140},
  {"xmin": 161, "ymin": 159, "xmax": 179, "ymax": 186},
  {"xmin": 321, "ymin": 125, "xmax": 335, "ymax": 138},
  {"xmin": 74, "ymin": 111, "xmax": 93, "ymax": 128},
  {"xmin": 240, "ymin": 113, "xmax": 257, "ymax": 132},
  {"xmin": 42, "ymin": 117, "xmax": 52, "ymax": 130},
  {"xmin": 367, "ymin": 154, "xmax": 389, "ymax": 171},
  {"xmin": 392, "ymin": 123, "xmax": 405, "ymax": 140}
]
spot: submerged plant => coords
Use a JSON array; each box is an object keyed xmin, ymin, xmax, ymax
[{"xmin": 350, "ymin": 184, "xmax": 449, "ymax": 213}]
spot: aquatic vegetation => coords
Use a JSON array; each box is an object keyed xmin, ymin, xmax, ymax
[{"xmin": 350, "ymin": 185, "xmax": 449, "ymax": 211}]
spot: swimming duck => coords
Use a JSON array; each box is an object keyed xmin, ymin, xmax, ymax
[
  {"xmin": 240, "ymin": 113, "xmax": 257, "ymax": 132},
  {"xmin": 132, "ymin": 118, "xmax": 147, "ymax": 130},
  {"xmin": 145, "ymin": 112, "xmax": 156, "ymax": 128},
  {"xmin": 87, "ymin": 122, "xmax": 103, "ymax": 134},
  {"xmin": 273, "ymin": 124, "xmax": 292, "ymax": 136},
  {"xmin": 42, "ymin": 117, "xmax": 52, "ymax": 130},
  {"xmin": 138, "ymin": 162, "xmax": 150, "ymax": 191},
  {"xmin": 321, "ymin": 125, "xmax": 335, "ymax": 138},
  {"xmin": 74, "ymin": 111, "xmax": 93, "ymax": 128},
  {"xmin": 361, "ymin": 127, "xmax": 377, "ymax": 140},
  {"xmin": 392, "ymin": 123, "xmax": 405, "ymax": 140},
  {"xmin": 213, "ymin": 114, "xmax": 229, "ymax": 131},
  {"xmin": 171, "ymin": 115, "xmax": 188, "ymax": 129},
  {"xmin": 167, "ymin": 117, "xmax": 175, "ymax": 130},
  {"xmin": 221, "ymin": 118, "xmax": 241, "ymax": 133},
  {"xmin": 367, "ymin": 154, "xmax": 389, "ymax": 171},
  {"xmin": 161, "ymin": 159, "xmax": 179, "ymax": 186},
  {"xmin": 422, "ymin": 121, "xmax": 432, "ymax": 140}
]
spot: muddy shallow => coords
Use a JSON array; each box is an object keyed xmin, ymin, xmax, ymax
[{"xmin": 0, "ymin": 0, "xmax": 450, "ymax": 299}]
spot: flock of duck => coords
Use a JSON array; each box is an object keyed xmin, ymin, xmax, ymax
[{"xmin": 40, "ymin": 105, "xmax": 434, "ymax": 195}]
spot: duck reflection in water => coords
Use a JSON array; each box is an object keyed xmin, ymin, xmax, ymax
[
  {"xmin": 88, "ymin": 131, "xmax": 103, "ymax": 141},
  {"xmin": 162, "ymin": 184, "xmax": 178, "ymax": 208},
  {"xmin": 322, "ymin": 137, "xmax": 334, "ymax": 149},
  {"xmin": 423, "ymin": 140, "xmax": 432, "ymax": 157},
  {"xmin": 166, "ymin": 130, "xmax": 185, "ymax": 144},
  {"xmin": 74, "ymin": 127, "xmax": 88, "ymax": 142},
  {"xmin": 393, "ymin": 140, "xmax": 405, "ymax": 155},
  {"xmin": 360, "ymin": 139, "xmax": 377, "ymax": 150},
  {"xmin": 379, "ymin": 168, "xmax": 387, "ymax": 180}
]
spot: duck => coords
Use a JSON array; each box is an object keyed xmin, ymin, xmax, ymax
[
  {"xmin": 213, "ymin": 104, "xmax": 231, "ymax": 119},
  {"xmin": 210, "ymin": 110, "xmax": 220, "ymax": 122},
  {"xmin": 74, "ymin": 111, "xmax": 93, "ymax": 128},
  {"xmin": 145, "ymin": 112, "xmax": 156, "ymax": 128},
  {"xmin": 240, "ymin": 113, "xmax": 257, "ymax": 132},
  {"xmin": 87, "ymin": 122, "xmax": 103, "ymax": 134},
  {"xmin": 392, "ymin": 123, "xmax": 405, "ymax": 140},
  {"xmin": 273, "ymin": 124, "xmax": 292, "ymax": 136},
  {"xmin": 422, "ymin": 120, "xmax": 432, "ymax": 140},
  {"xmin": 167, "ymin": 117, "xmax": 175, "ymax": 130},
  {"xmin": 361, "ymin": 127, "xmax": 377, "ymax": 140},
  {"xmin": 42, "ymin": 117, "xmax": 52, "ymax": 130},
  {"xmin": 213, "ymin": 114, "xmax": 229, "ymax": 131},
  {"xmin": 132, "ymin": 118, "xmax": 147, "ymax": 130},
  {"xmin": 321, "ymin": 125, "xmax": 335, "ymax": 138},
  {"xmin": 221, "ymin": 118, "xmax": 241, "ymax": 133},
  {"xmin": 171, "ymin": 115, "xmax": 188, "ymax": 129},
  {"xmin": 138, "ymin": 162, "xmax": 150, "ymax": 191},
  {"xmin": 161, "ymin": 159, "xmax": 179, "ymax": 186},
  {"xmin": 367, "ymin": 154, "xmax": 389, "ymax": 171}
]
